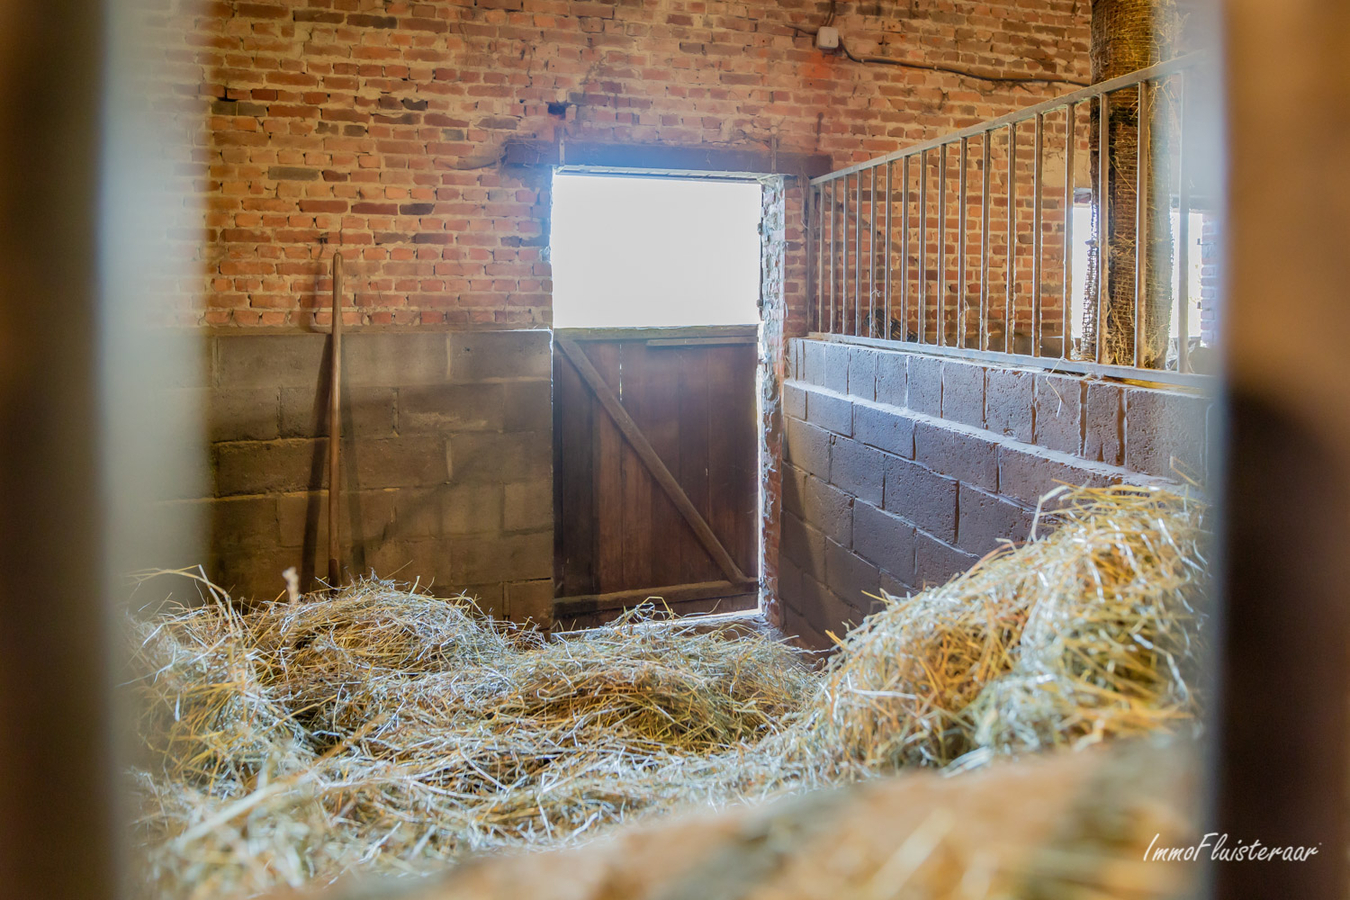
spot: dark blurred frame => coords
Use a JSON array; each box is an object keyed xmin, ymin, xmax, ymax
[{"xmin": 2, "ymin": 2, "xmax": 1349, "ymax": 899}]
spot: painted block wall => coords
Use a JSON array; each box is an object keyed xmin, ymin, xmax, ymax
[
  {"xmin": 778, "ymin": 337, "xmax": 1211, "ymax": 648},
  {"xmin": 169, "ymin": 329, "xmax": 555, "ymax": 621}
]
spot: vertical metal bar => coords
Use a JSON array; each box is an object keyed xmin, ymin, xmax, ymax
[
  {"xmin": 938, "ymin": 144, "xmax": 947, "ymax": 346},
  {"xmin": 842, "ymin": 175, "xmax": 850, "ymax": 334},
  {"xmin": 1032, "ymin": 112, "xmax": 1044, "ymax": 358},
  {"xmin": 981, "ymin": 134, "xmax": 991, "ymax": 351},
  {"xmin": 1096, "ymin": 91, "xmax": 1110, "ymax": 363},
  {"xmin": 805, "ymin": 185, "xmax": 813, "ymax": 331},
  {"xmin": 869, "ymin": 165, "xmax": 877, "ymax": 336},
  {"xmin": 884, "ymin": 161, "xmax": 893, "ymax": 339},
  {"xmin": 855, "ymin": 171, "xmax": 863, "ymax": 336},
  {"xmin": 1006, "ymin": 122, "xmax": 1017, "ymax": 350},
  {"xmin": 814, "ymin": 186, "xmax": 823, "ymax": 333},
  {"xmin": 820, "ymin": 178, "xmax": 831, "ymax": 330},
  {"xmin": 958, "ymin": 136, "xmax": 968, "ymax": 350},
  {"xmin": 1064, "ymin": 102, "xmax": 1075, "ymax": 359},
  {"xmin": 1176, "ymin": 73, "xmax": 1191, "ymax": 373},
  {"xmin": 901, "ymin": 155, "xmax": 910, "ymax": 341},
  {"xmin": 919, "ymin": 148, "xmax": 928, "ymax": 343},
  {"xmin": 1134, "ymin": 80, "xmax": 1148, "ymax": 368}
]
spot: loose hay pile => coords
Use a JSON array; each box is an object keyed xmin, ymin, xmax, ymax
[
  {"xmin": 793, "ymin": 484, "xmax": 1207, "ymax": 774},
  {"xmin": 126, "ymin": 484, "xmax": 1208, "ymax": 899},
  {"xmin": 127, "ymin": 586, "xmax": 814, "ymax": 898}
]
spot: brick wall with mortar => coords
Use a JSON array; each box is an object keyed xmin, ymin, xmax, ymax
[
  {"xmin": 171, "ymin": 330, "xmax": 555, "ymax": 622},
  {"xmin": 188, "ymin": 0, "xmax": 1090, "ymax": 330},
  {"xmin": 778, "ymin": 336, "xmax": 1211, "ymax": 648}
]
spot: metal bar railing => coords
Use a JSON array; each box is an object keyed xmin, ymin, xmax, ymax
[
  {"xmin": 1134, "ymin": 80, "xmax": 1148, "ymax": 368},
  {"xmin": 807, "ymin": 51, "xmax": 1211, "ymax": 378},
  {"xmin": 814, "ymin": 180, "xmax": 823, "ymax": 332},
  {"xmin": 918, "ymin": 147, "xmax": 928, "ymax": 345},
  {"xmin": 957, "ymin": 137, "xmax": 968, "ymax": 350},
  {"xmin": 1176, "ymin": 71, "xmax": 1191, "ymax": 374},
  {"xmin": 1096, "ymin": 91, "xmax": 1109, "ymax": 364},
  {"xmin": 811, "ymin": 52, "xmax": 1203, "ymax": 185},
  {"xmin": 820, "ymin": 180, "xmax": 831, "ymax": 334},
  {"xmin": 900, "ymin": 156, "xmax": 910, "ymax": 340},
  {"xmin": 1006, "ymin": 122, "xmax": 1016, "ymax": 350},
  {"xmin": 980, "ymin": 135, "xmax": 991, "ymax": 352},
  {"xmin": 918, "ymin": 149, "xmax": 927, "ymax": 343},
  {"xmin": 938, "ymin": 145, "xmax": 947, "ymax": 345},
  {"xmin": 842, "ymin": 175, "xmax": 849, "ymax": 334},
  {"xmin": 868, "ymin": 166, "xmax": 877, "ymax": 337},
  {"xmin": 1032, "ymin": 112, "xmax": 1044, "ymax": 358},
  {"xmin": 1063, "ymin": 102, "xmax": 1074, "ymax": 357},
  {"xmin": 853, "ymin": 173, "xmax": 862, "ymax": 336},
  {"xmin": 884, "ymin": 162, "xmax": 893, "ymax": 337}
]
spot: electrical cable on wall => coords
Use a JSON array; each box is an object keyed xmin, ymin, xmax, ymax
[{"xmin": 794, "ymin": 1, "xmax": 1090, "ymax": 88}]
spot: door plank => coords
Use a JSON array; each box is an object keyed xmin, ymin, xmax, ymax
[
  {"xmin": 620, "ymin": 342, "xmax": 654, "ymax": 589},
  {"xmin": 557, "ymin": 338, "xmax": 747, "ymax": 585},
  {"xmin": 588, "ymin": 341, "xmax": 625, "ymax": 591},
  {"xmin": 676, "ymin": 346, "xmax": 717, "ymax": 583},
  {"xmin": 643, "ymin": 344, "xmax": 686, "ymax": 587},
  {"xmin": 707, "ymin": 344, "xmax": 758, "ymax": 577},
  {"xmin": 554, "ymin": 347, "xmax": 596, "ymax": 595}
]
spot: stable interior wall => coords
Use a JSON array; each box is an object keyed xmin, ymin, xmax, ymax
[
  {"xmin": 192, "ymin": 0, "xmax": 1090, "ymax": 332},
  {"xmin": 183, "ymin": 0, "xmax": 1091, "ymax": 617},
  {"xmin": 177, "ymin": 329, "xmax": 554, "ymax": 619},
  {"xmin": 779, "ymin": 337, "xmax": 1211, "ymax": 648}
]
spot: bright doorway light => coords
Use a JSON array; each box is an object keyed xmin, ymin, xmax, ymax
[
  {"xmin": 1068, "ymin": 204, "xmax": 1206, "ymax": 345},
  {"xmin": 550, "ymin": 173, "xmax": 763, "ymax": 328}
]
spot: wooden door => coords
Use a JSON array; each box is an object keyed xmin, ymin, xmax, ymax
[{"xmin": 553, "ymin": 326, "xmax": 760, "ymax": 623}]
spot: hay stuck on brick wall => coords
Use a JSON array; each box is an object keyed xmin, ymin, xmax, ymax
[{"xmin": 126, "ymin": 484, "xmax": 1207, "ymax": 899}]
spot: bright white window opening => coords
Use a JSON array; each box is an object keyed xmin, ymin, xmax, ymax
[
  {"xmin": 1068, "ymin": 204, "xmax": 1207, "ymax": 346},
  {"xmin": 550, "ymin": 173, "xmax": 763, "ymax": 328}
]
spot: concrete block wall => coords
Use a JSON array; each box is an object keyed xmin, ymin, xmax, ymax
[
  {"xmin": 778, "ymin": 337, "xmax": 1211, "ymax": 648},
  {"xmin": 174, "ymin": 329, "xmax": 554, "ymax": 622}
]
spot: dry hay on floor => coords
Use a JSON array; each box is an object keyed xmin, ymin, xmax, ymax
[
  {"xmin": 126, "ymin": 582, "xmax": 815, "ymax": 899},
  {"xmin": 126, "ymin": 484, "xmax": 1208, "ymax": 899},
  {"xmin": 783, "ymin": 482, "xmax": 1208, "ymax": 772},
  {"xmin": 315, "ymin": 736, "xmax": 1201, "ymax": 900}
]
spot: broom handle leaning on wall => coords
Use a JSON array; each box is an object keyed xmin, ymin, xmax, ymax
[{"xmin": 328, "ymin": 252, "xmax": 343, "ymax": 590}]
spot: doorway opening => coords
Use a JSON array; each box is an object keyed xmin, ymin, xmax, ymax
[
  {"xmin": 549, "ymin": 171, "xmax": 768, "ymax": 627},
  {"xmin": 550, "ymin": 172, "xmax": 763, "ymax": 328}
]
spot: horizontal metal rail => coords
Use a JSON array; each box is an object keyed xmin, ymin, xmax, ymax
[
  {"xmin": 809, "ymin": 332, "xmax": 1211, "ymax": 390},
  {"xmin": 810, "ymin": 52, "xmax": 1205, "ymax": 187},
  {"xmin": 805, "ymin": 52, "xmax": 1213, "ymax": 379}
]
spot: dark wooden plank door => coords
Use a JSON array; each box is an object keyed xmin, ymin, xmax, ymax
[{"xmin": 553, "ymin": 326, "xmax": 760, "ymax": 622}]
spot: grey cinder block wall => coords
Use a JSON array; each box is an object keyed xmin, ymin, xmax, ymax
[
  {"xmin": 779, "ymin": 338, "xmax": 1212, "ymax": 649},
  {"xmin": 174, "ymin": 330, "xmax": 554, "ymax": 622}
]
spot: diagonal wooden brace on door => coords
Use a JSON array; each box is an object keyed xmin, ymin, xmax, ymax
[{"xmin": 556, "ymin": 337, "xmax": 750, "ymax": 586}]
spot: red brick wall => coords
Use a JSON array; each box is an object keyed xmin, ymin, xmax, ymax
[{"xmin": 190, "ymin": 0, "xmax": 1091, "ymax": 330}]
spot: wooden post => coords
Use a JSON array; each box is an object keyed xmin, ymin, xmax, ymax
[
  {"xmin": 1211, "ymin": 2, "xmax": 1350, "ymax": 896},
  {"xmin": 328, "ymin": 252, "xmax": 343, "ymax": 589},
  {"xmin": 0, "ymin": 2, "xmax": 119, "ymax": 899}
]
